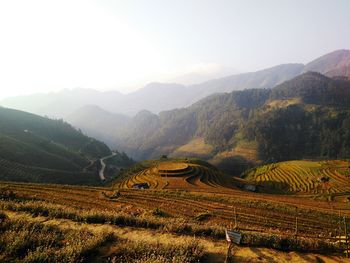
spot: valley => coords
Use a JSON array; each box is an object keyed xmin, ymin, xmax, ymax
[
  {"xmin": 0, "ymin": 106, "xmax": 134, "ymax": 185},
  {"xmin": 2, "ymin": 0, "xmax": 350, "ymax": 261}
]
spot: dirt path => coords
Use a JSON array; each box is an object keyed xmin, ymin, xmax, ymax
[
  {"xmin": 4, "ymin": 211, "xmax": 349, "ymax": 263},
  {"xmin": 99, "ymin": 152, "xmax": 117, "ymax": 181}
]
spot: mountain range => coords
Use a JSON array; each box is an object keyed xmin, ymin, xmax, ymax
[{"xmin": 2, "ymin": 50, "xmax": 349, "ymax": 117}]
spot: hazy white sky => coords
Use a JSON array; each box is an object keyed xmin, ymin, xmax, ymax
[{"xmin": 0, "ymin": 0, "xmax": 350, "ymax": 99}]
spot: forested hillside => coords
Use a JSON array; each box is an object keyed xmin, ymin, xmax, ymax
[{"xmin": 69, "ymin": 72, "xmax": 350, "ymax": 174}]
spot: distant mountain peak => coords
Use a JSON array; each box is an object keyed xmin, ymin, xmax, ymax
[
  {"xmin": 76, "ymin": 104, "xmax": 107, "ymax": 112},
  {"xmin": 142, "ymin": 82, "xmax": 186, "ymax": 91},
  {"xmin": 134, "ymin": 109, "xmax": 156, "ymax": 118},
  {"xmin": 304, "ymin": 49, "xmax": 350, "ymax": 76},
  {"xmin": 298, "ymin": 71, "xmax": 330, "ymax": 79}
]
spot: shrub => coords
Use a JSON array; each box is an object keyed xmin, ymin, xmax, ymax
[
  {"xmin": 0, "ymin": 187, "xmax": 16, "ymax": 200},
  {"xmin": 109, "ymin": 239, "xmax": 204, "ymax": 263},
  {"xmin": 0, "ymin": 211, "xmax": 8, "ymax": 223},
  {"xmin": 152, "ymin": 207, "xmax": 168, "ymax": 217},
  {"xmin": 194, "ymin": 212, "xmax": 211, "ymax": 221},
  {"xmin": 240, "ymin": 231, "xmax": 340, "ymax": 253}
]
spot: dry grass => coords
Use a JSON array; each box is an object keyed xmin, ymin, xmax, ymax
[
  {"xmin": 172, "ymin": 138, "xmax": 214, "ymax": 157},
  {"xmin": 0, "ymin": 215, "xmax": 114, "ymax": 262},
  {"xmin": 1, "ymin": 179, "xmax": 350, "ymax": 259},
  {"xmin": 264, "ymin": 98, "xmax": 302, "ymax": 110},
  {"xmin": 0, "ymin": 212, "xmax": 206, "ymax": 263},
  {"xmin": 107, "ymin": 239, "xmax": 204, "ymax": 263},
  {"xmin": 211, "ymin": 140, "xmax": 259, "ymax": 163}
]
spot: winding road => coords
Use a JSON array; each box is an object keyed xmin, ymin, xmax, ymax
[{"xmin": 99, "ymin": 152, "xmax": 117, "ymax": 181}]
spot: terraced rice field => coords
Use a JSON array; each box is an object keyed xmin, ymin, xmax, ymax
[
  {"xmin": 245, "ymin": 160, "xmax": 350, "ymax": 197},
  {"xmin": 2, "ymin": 160, "xmax": 350, "ymax": 260},
  {"xmin": 0, "ymin": 183, "xmax": 347, "ymax": 262},
  {"xmin": 0, "ymin": 181, "xmax": 348, "ymax": 240},
  {"xmin": 118, "ymin": 162, "xmax": 236, "ymax": 190}
]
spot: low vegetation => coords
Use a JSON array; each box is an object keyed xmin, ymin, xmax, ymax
[{"xmin": 0, "ymin": 214, "xmax": 205, "ymax": 263}]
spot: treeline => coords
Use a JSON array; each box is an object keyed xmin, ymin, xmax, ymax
[{"xmin": 244, "ymin": 105, "xmax": 350, "ymax": 161}]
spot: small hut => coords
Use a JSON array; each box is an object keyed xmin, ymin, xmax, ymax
[
  {"xmin": 242, "ymin": 184, "xmax": 257, "ymax": 192},
  {"xmin": 132, "ymin": 183, "xmax": 149, "ymax": 189}
]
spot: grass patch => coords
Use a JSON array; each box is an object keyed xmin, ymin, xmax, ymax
[
  {"xmin": 240, "ymin": 231, "xmax": 340, "ymax": 253},
  {"xmin": 0, "ymin": 200, "xmax": 224, "ymax": 239},
  {"xmin": 0, "ymin": 217, "xmax": 114, "ymax": 262},
  {"xmin": 109, "ymin": 239, "xmax": 204, "ymax": 263}
]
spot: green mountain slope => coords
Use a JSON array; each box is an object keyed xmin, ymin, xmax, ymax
[
  {"xmin": 0, "ymin": 158, "xmax": 100, "ymax": 185},
  {"xmin": 243, "ymin": 72, "xmax": 350, "ymax": 162},
  {"xmin": 0, "ymin": 107, "xmax": 115, "ymax": 184}
]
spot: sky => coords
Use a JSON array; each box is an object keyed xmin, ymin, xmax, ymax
[{"xmin": 0, "ymin": 0, "xmax": 350, "ymax": 99}]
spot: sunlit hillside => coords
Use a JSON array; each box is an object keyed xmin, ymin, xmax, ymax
[
  {"xmin": 244, "ymin": 160, "xmax": 350, "ymax": 200},
  {"xmin": 117, "ymin": 159, "xmax": 236, "ymax": 191}
]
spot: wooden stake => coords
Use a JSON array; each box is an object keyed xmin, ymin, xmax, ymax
[
  {"xmin": 344, "ymin": 216, "xmax": 348, "ymax": 258},
  {"xmin": 225, "ymin": 243, "xmax": 232, "ymax": 263},
  {"xmin": 234, "ymin": 207, "xmax": 237, "ymax": 229},
  {"xmin": 339, "ymin": 210, "xmax": 342, "ymax": 237},
  {"xmin": 295, "ymin": 216, "xmax": 298, "ymax": 241}
]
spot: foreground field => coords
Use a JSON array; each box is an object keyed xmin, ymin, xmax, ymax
[
  {"xmin": 1, "ymin": 211, "xmax": 347, "ymax": 263},
  {"xmin": 244, "ymin": 160, "xmax": 350, "ymax": 200},
  {"xmin": 1, "ymin": 179, "xmax": 350, "ymax": 261}
]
